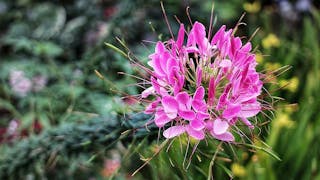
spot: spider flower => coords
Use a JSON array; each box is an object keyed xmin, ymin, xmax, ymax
[{"xmin": 142, "ymin": 22, "xmax": 263, "ymax": 142}]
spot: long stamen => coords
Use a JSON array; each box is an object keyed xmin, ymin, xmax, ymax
[{"xmin": 160, "ymin": 1, "xmax": 174, "ymax": 40}]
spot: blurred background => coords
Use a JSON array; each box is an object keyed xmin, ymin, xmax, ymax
[{"xmin": 0, "ymin": 0, "xmax": 319, "ymax": 179}]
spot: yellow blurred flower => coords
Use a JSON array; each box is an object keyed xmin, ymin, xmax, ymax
[
  {"xmin": 255, "ymin": 53, "xmax": 264, "ymax": 64},
  {"xmin": 265, "ymin": 62, "xmax": 281, "ymax": 71},
  {"xmin": 262, "ymin": 34, "xmax": 280, "ymax": 49},
  {"xmin": 279, "ymin": 77, "xmax": 299, "ymax": 92},
  {"xmin": 243, "ymin": 1, "xmax": 261, "ymax": 14},
  {"xmin": 231, "ymin": 163, "xmax": 247, "ymax": 177},
  {"xmin": 275, "ymin": 113, "xmax": 295, "ymax": 129}
]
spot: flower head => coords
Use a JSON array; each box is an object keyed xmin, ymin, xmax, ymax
[
  {"xmin": 9, "ymin": 70, "xmax": 32, "ymax": 97},
  {"xmin": 141, "ymin": 21, "xmax": 263, "ymax": 142}
]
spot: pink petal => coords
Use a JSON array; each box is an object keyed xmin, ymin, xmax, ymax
[
  {"xmin": 144, "ymin": 99, "xmax": 159, "ymax": 114},
  {"xmin": 194, "ymin": 86, "xmax": 205, "ymax": 100},
  {"xmin": 211, "ymin": 131, "xmax": 234, "ymax": 142},
  {"xmin": 168, "ymin": 68, "xmax": 184, "ymax": 95},
  {"xmin": 220, "ymin": 39, "xmax": 230, "ymax": 57},
  {"xmin": 176, "ymin": 24, "xmax": 185, "ymax": 49},
  {"xmin": 159, "ymin": 87, "xmax": 169, "ymax": 96},
  {"xmin": 205, "ymin": 120, "xmax": 214, "ymax": 131},
  {"xmin": 185, "ymin": 46, "xmax": 199, "ymax": 54},
  {"xmin": 232, "ymin": 77, "xmax": 241, "ymax": 96},
  {"xmin": 213, "ymin": 118, "xmax": 229, "ymax": 135},
  {"xmin": 211, "ymin": 25, "xmax": 226, "ymax": 45},
  {"xmin": 192, "ymin": 100, "xmax": 207, "ymax": 112},
  {"xmin": 187, "ymin": 27, "xmax": 196, "ymax": 47},
  {"xmin": 222, "ymin": 103, "xmax": 241, "ymax": 120},
  {"xmin": 155, "ymin": 111, "xmax": 171, "ymax": 127},
  {"xmin": 240, "ymin": 64, "xmax": 250, "ymax": 84},
  {"xmin": 190, "ymin": 119, "xmax": 205, "ymax": 131},
  {"xmin": 219, "ymin": 59, "xmax": 232, "ymax": 68},
  {"xmin": 193, "ymin": 22, "xmax": 206, "ymax": 50},
  {"xmin": 151, "ymin": 77, "xmax": 161, "ymax": 94},
  {"xmin": 155, "ymin": 41, "xmax": 165, "ymax": 53},
  {"xmin": 152, "ymin": 56, "xmax": 166, "ymax": 76},
  {"xmin": 166, "ymin": 58, "xmax": 178, "ymax": 74},
  {"xmin": 196, "ymin": 111, "xmax": 210, "ymax": 120},
  {"xmin": 141, "ymin": 86, "xmax": 155, "ymax": 98},
  {"xmin": 178, "ymin": 110, "xmax": 195, "ymax": 120},
  {"xmin": 176, "ymin": 92, "xmax": 190, "ymax": 105},
  {"xmin": 196, "ymin": 67, "xmax": 202, "ymax": 87},
  {"xmin": 162, "ymin": 96, "xmax": 179, "ymax": 119},
  {"xmin": 219, "ymin": 29, "xmax": 232, "ymax": 48},
  {"xmin": 239, "ymin": 102, "xmax": 261, "ymax": 118},
  {"xmin": 186, "ymin": 126, "xmax": 205, "ymax": 140},
  {"xmin": 229, "ymin": 37, "xmax": 242, "ymax": 59},
  {"xmin": 216, "ymin": 93, "xmax": 228, "ymax": 110},
  {"xmin": 241, "ymin": 42, "xmax": 252, "ymax": 53},
  {"xmin": 240, "ymin": 117, "xmax": 254, "ymax": 129},
  {"xmin": 208, "ymin": 77, "xmax": 215, "ymax": 107},
  {"xmin": 163, "ymin": 125, "xmax": 186, "ymax": 139},
  {"xmin": 168, "ymin": 67, "xmax": 178, "ymax": 85},
  {"xmin": 160, "ymin": 52, "xmax": 171, "ymax": 73}
]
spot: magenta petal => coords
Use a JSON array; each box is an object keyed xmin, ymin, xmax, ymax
[
  {"xmin": 194, "ymin": 86, "xmax": 205, "ymax": 100},
  {"xmin": 192, "ymin": 100, "xmax": 206, "ymax": 112},
  {"xmin": 196, "ymin": 111, "xmax": 210, "ymax": 120},
  {"xmin": 141, "ymin": 86, "xmax": 155, "ymax": 98},
  {"xmin": 155, "ymin": 111, "xmax": 171, "ymax": 127},
  {"xmin": 241, "ymin": 42, "xmax": 252, "ymax": 53},
  {"xmin": 240, "ymin": 102, "xmax": 261, "ymax": 118},
  {"xmin": 222, "ymin": 103, "xmax": 241, "ymax": 120},
  {"xmin": 187, "ymin": 27, "xmax": 196, "ymax": 47},
  {"xmin": 163, "ymin": 126, "xmax": 186, "ymax": 139},
  {"xmin": 162, "ymin": 96, "xmax": 179, "ymax": 119},
  {"xmin": 196, "ymin": 67, "xmax": 202, "ymax": 87},
  {"xmin": 152, "ymin": 55, "xmax": 166, "ymax": 76},
  {"xmin": 176, "ymin": 92, "xmax": 190, "ymax": 105},
  {"xmin": 240, "ymin": 117, "xmax": 254, "ymax": 129},
  {"xmin": 219, "ymin": 59, "xmax": 232, "ymax": 68},
  {"xmin": 216, "ymin": 93, "xmax": 227, "ymax": 110},
  {"xmin": 211, "ymin": 131, "xmax": 234, "ymax": 142},
  {"xmin": 168, "ymin": 67, "xmax": 177, "ymax": 85},
  {"xmin": 166, "ymin": 58, "xmax": 178, "ymax": 74},
  {"xmin": 211, "ymin": 25, "xmax": 226, "ymax": 45},
  {"xmin": 155, "ymin": 41, "xmax": 165, "ymax": 53},
  {"xmin": 186, "ymin": 126, "xmax": 205, "ymax": 140},
  {"xmin": 185, "ymin": 46, "xmax": 199, "ymax": 54},
  {"xmin": 178, "ymin": 110, "xmax": 195, "ymax": 120},
  {"xmin": 151, "ymin": 77, "xmax": 161, "ymax": 94},
  {"xmin": 190, "ymin": 119, "xmax": 205, "ymax": 131},
  {"xmin": 213, "ymin": 118, "xmax": 229, "ymax": 135},
  {"xmin": 144, "ymin": 99, "xmax": 159, "ymax": 114},
  {"xmin": 220, "ymin": 40, "xmax": 230, "ymax": 57},
  {"xmin": 205, "ymin": 120, "xmax": 214, "ymax": 131},
  {"xmin": 229, "ymin": 37, "xmax": 242, "ymax": 59},
  {"xmin": 193, "ymin": 22, "xmax": 206, "ymax": 50},
  {"xmin": 208, "ymin": 77, "xmax": 215, "ymax": 107},
  {"xmin": 176, "ymin": 24, "xmax": 185, "ymax": 49}
]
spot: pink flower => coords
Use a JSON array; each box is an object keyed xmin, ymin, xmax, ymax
[
  {"xmin": 9, "ymin": 70, "xmax": 32, "ymax": 97},
  {"xmin": 141, "ymin": 21, "xmax": 263, "ymax": 142},
  {"xmin": 32, "ymin": 75, "xmax": 47, "ymax": 92}
]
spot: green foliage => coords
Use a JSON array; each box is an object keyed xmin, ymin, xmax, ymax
[{"xmin": 0, "ymin": 113, "xmax": 153, "ymax": 179}]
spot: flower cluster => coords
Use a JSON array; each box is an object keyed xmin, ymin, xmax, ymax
[
  {"xmin": 9, "ymin": 70, "xmax": 47, "ymax": 97},
  {"xmin": 142, "ymin": 22, "xmax": 263, "ymax": 142}
]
